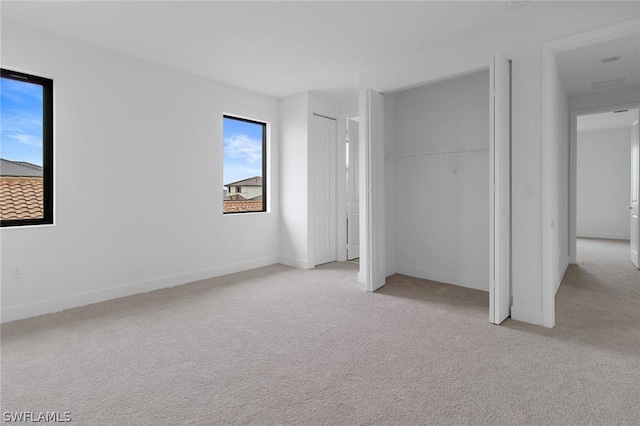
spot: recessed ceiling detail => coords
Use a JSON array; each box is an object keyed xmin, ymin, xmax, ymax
[
  {"xmin": 591, "ymin": 77, "xmax": 626, "ymax": 90},
  {"xmin": 556, "ymin": 32, "xmax": 640, "ymax": 97}
]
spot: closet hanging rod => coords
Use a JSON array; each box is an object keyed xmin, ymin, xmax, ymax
[
  {"xmin": 391, "ymin": 147, "xmax": 489, "ymax": 159},
  {"xmin": 312, "ymin": 112, "xmax": 337, "ymax": 121}
]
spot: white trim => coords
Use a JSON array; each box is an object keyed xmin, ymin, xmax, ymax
[
  {"xmin": 541, "ymin": 44, "xmax": 557, "ymax": 329},
  {"xmin": 1, "ymin": 256, "xmax": 280, "ymax": 323},
  {"xmin": 396, "ymin": 265, "xmax": 489, "ymax": 292},
  {"xmin": 278, "ymin": 255, "xmax": 313, "ymax": 270},
  {"xmin": 541, "ymin": 18, "xmax": 640, "ymax": 329}
]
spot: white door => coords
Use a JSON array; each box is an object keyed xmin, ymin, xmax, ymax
[
  {"xmin": 347, "ymin": 117, "xmax": 360, "ymax": 260},
  {"xmin": 631, "ymin": 114, "xmax": 639, "ymax": 268},
  {"xmin": 489, "ymin": 55, "xmax": 512, "ymax": 324},
  {"xmin": 364, "ymin": 89, "xmax": 386, "ymax": 291},
  {"xmin": 311, "ymin": 114, "xmax": 337, "ymax": 266}
]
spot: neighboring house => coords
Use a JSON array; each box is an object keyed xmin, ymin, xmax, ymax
[
  {"xmin": 0, "ymin": 158, "xmax": 44, "ymax": 220},
  {"xmin": 223, "ymin": 193, "xmax": 247, "ymax": 201},
  {"xmin": 223, "ymin": 177, "xmax": 263, "ymax": 213},
  {"xmin": 224, "ymin": 176, "xmax": 262, "ymax": 201}
]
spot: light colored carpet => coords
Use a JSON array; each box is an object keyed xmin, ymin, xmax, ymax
[{"xmin": 1, "ymin": 238, "xmax": 639, "ymax": 425}]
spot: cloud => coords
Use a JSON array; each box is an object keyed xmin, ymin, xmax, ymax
[
  {"xmin": 224, "ymin": 134, "xmax": 262, "ymax": 164},
  {"xmin": 9, "ymin": 133, "xmax": 42, "ymax": 147}
]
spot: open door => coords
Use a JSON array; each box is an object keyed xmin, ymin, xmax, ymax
[
  {"xmin": 489, "ymin": 55, "xmax": 512, "ymax": 324},
  {"xmin": 364, "ymin": 89, "xmax": 385, "ymax": 291},
  {"xmin": 347, "ymin": 118, "xmax": 360, "ymax": 260},
  {"xmin": 631, "ymin": 113, "xmax": 639, "ymax": 268}
]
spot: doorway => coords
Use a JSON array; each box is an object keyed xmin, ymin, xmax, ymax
[
  {"xmin": 573, "ymin": 107, "xmax": 639, "ymax": 268},
  {"xmin": 337, "ymin": 111, "xmax": 360, "ymax": 263},
  {"xmin": 541, "ymin": 19, "xmax": 640, "ymax": 327},
  {"xmin": 364, "ymin": 60, "xmax": 512, "ymax": 324}
]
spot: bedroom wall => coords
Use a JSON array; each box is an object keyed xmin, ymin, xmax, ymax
[{"xmin": 1, "ymin": 21, "xmax": 281, "ymax": 322}]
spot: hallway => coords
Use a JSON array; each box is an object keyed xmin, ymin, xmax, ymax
[{"xmin": 554, "ymin": 237, "xmax": 639, "ymax": 353}]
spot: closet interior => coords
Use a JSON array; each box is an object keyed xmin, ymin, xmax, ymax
[{"xmin": 385, "ymin": 69, "xmax": 491, "ymax": 292}]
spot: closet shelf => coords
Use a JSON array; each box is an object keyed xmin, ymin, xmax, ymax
[{"xmin": 388, "ymin": 147, "xmax": 489, "ymax": 160}]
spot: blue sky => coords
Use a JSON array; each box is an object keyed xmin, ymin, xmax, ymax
[
  {"xmin": 223, "ymin": 117, "xmax": 263, "ymax": 186},
  {"xmin": 0, "ymin": 77, "xmax": 44, "ymax": 166}
]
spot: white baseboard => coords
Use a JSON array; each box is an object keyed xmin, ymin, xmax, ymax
[
  {"xmin": 396, "ymin": 265, "xmax": 489, "ymax": 292},
  {"xmin": 278, "ymin": 255, "xmax": 312, "ymax": 270},
  {"xmin": 357, "ymin": 271, "xmax": 366, "ymax": 284},
  {"xmin": 511, "ymin": 304, "xmax": 544, "ymax": 326},
  {"xmin": 1, "ymin": 256, "xmax": 279, "ymax": 324},
  {"xmin": 576, "ymin": 231, "xmax": 629, "ymax": 240}
]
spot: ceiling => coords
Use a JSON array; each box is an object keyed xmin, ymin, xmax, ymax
[
  {"xmin": 556, "ymin": 32, "xmax": 640, "ymax": 97},
  {"xmin": 2, "ymin": 1, "xmax": 639, "ymax": 100},
  {"xmin": 577, "ymin": 108, "xmax": 639, "ymax": 133}
]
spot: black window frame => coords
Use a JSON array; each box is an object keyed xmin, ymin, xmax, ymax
[
  {"xmin": 1, "ymin": 68, "xmax": 54, "ymax": 227},
  {"xmin": 222, "ymin": 115, "xmax": 267, "ymax": 214}
]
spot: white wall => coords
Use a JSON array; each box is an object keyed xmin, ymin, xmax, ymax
[
  {"xmin": 279, "ymin": 93, "xmax": 309, "ymax": 268},
  {"xmin": 1, "ymin": 21, "xmax": 281, "ymax": 322},
  {"xmin": 386, "ymin": 70, "xmax": 490, "ymax": 291},
  {"xmin": 577, "ymin": 127, "xmax": 632, "ymax": 240}
]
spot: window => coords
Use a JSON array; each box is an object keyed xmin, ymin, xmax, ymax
[
  {"xmin": 0, "ymin": 69, "xmax": 53, "ymax": 227},
  {"xmin": 222, "ymin": 115, "xmax": 266, "ymax": 214}
]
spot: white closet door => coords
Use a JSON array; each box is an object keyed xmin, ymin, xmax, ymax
[
  {"xmin": 631, "ymin": 115, "xmax": 639, "ymax": 268},
  {"xmin": 364, "ymin": 89, "xmax": 385, "ymax": 291},
  {"xmin": 489, "ymin": 55, "xmax": 512, "ymax": 324},
  {"xmin": 347, "ymin": 118, "xmax": 360, "ymax": 260},
  {"xmin": 311, "ymin": 114, "xmax": 337, "ymax": 266}
]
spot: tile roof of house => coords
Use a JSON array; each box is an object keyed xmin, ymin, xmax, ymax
[
  {"xmin": 1, "ymin": 158, "xmax": 43, "ymax": 177},
  {"xmin": 225, "ymin": 176, "xmax": 262, "ymax": 187},
  {"xmin": 0, "ymin": 177, "xmax": 44, "ymax": 220},
  {"xmin": 223, "ymin": 200, "xmax": 263, "ymax": 213}
]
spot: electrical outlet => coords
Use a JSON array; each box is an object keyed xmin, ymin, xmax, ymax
[
  {"xmin": 526, "ymin": 185, "xmax": 536, "ymax": 199},
  {"xmin": 14, "ymin": 265, "xmax": 24, "ymax": 279}
]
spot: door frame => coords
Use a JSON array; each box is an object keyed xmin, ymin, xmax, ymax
[
  {"xmin": 541, "ymin": 17, "xmax": 640, "ymax": 328},
  {"xmin": 569, "ymin": 102, "xmax": 640, "ymax": 264},
  {"xmin": 337, "ymin": 110, "xmax": 359, "ymax": 262}
]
